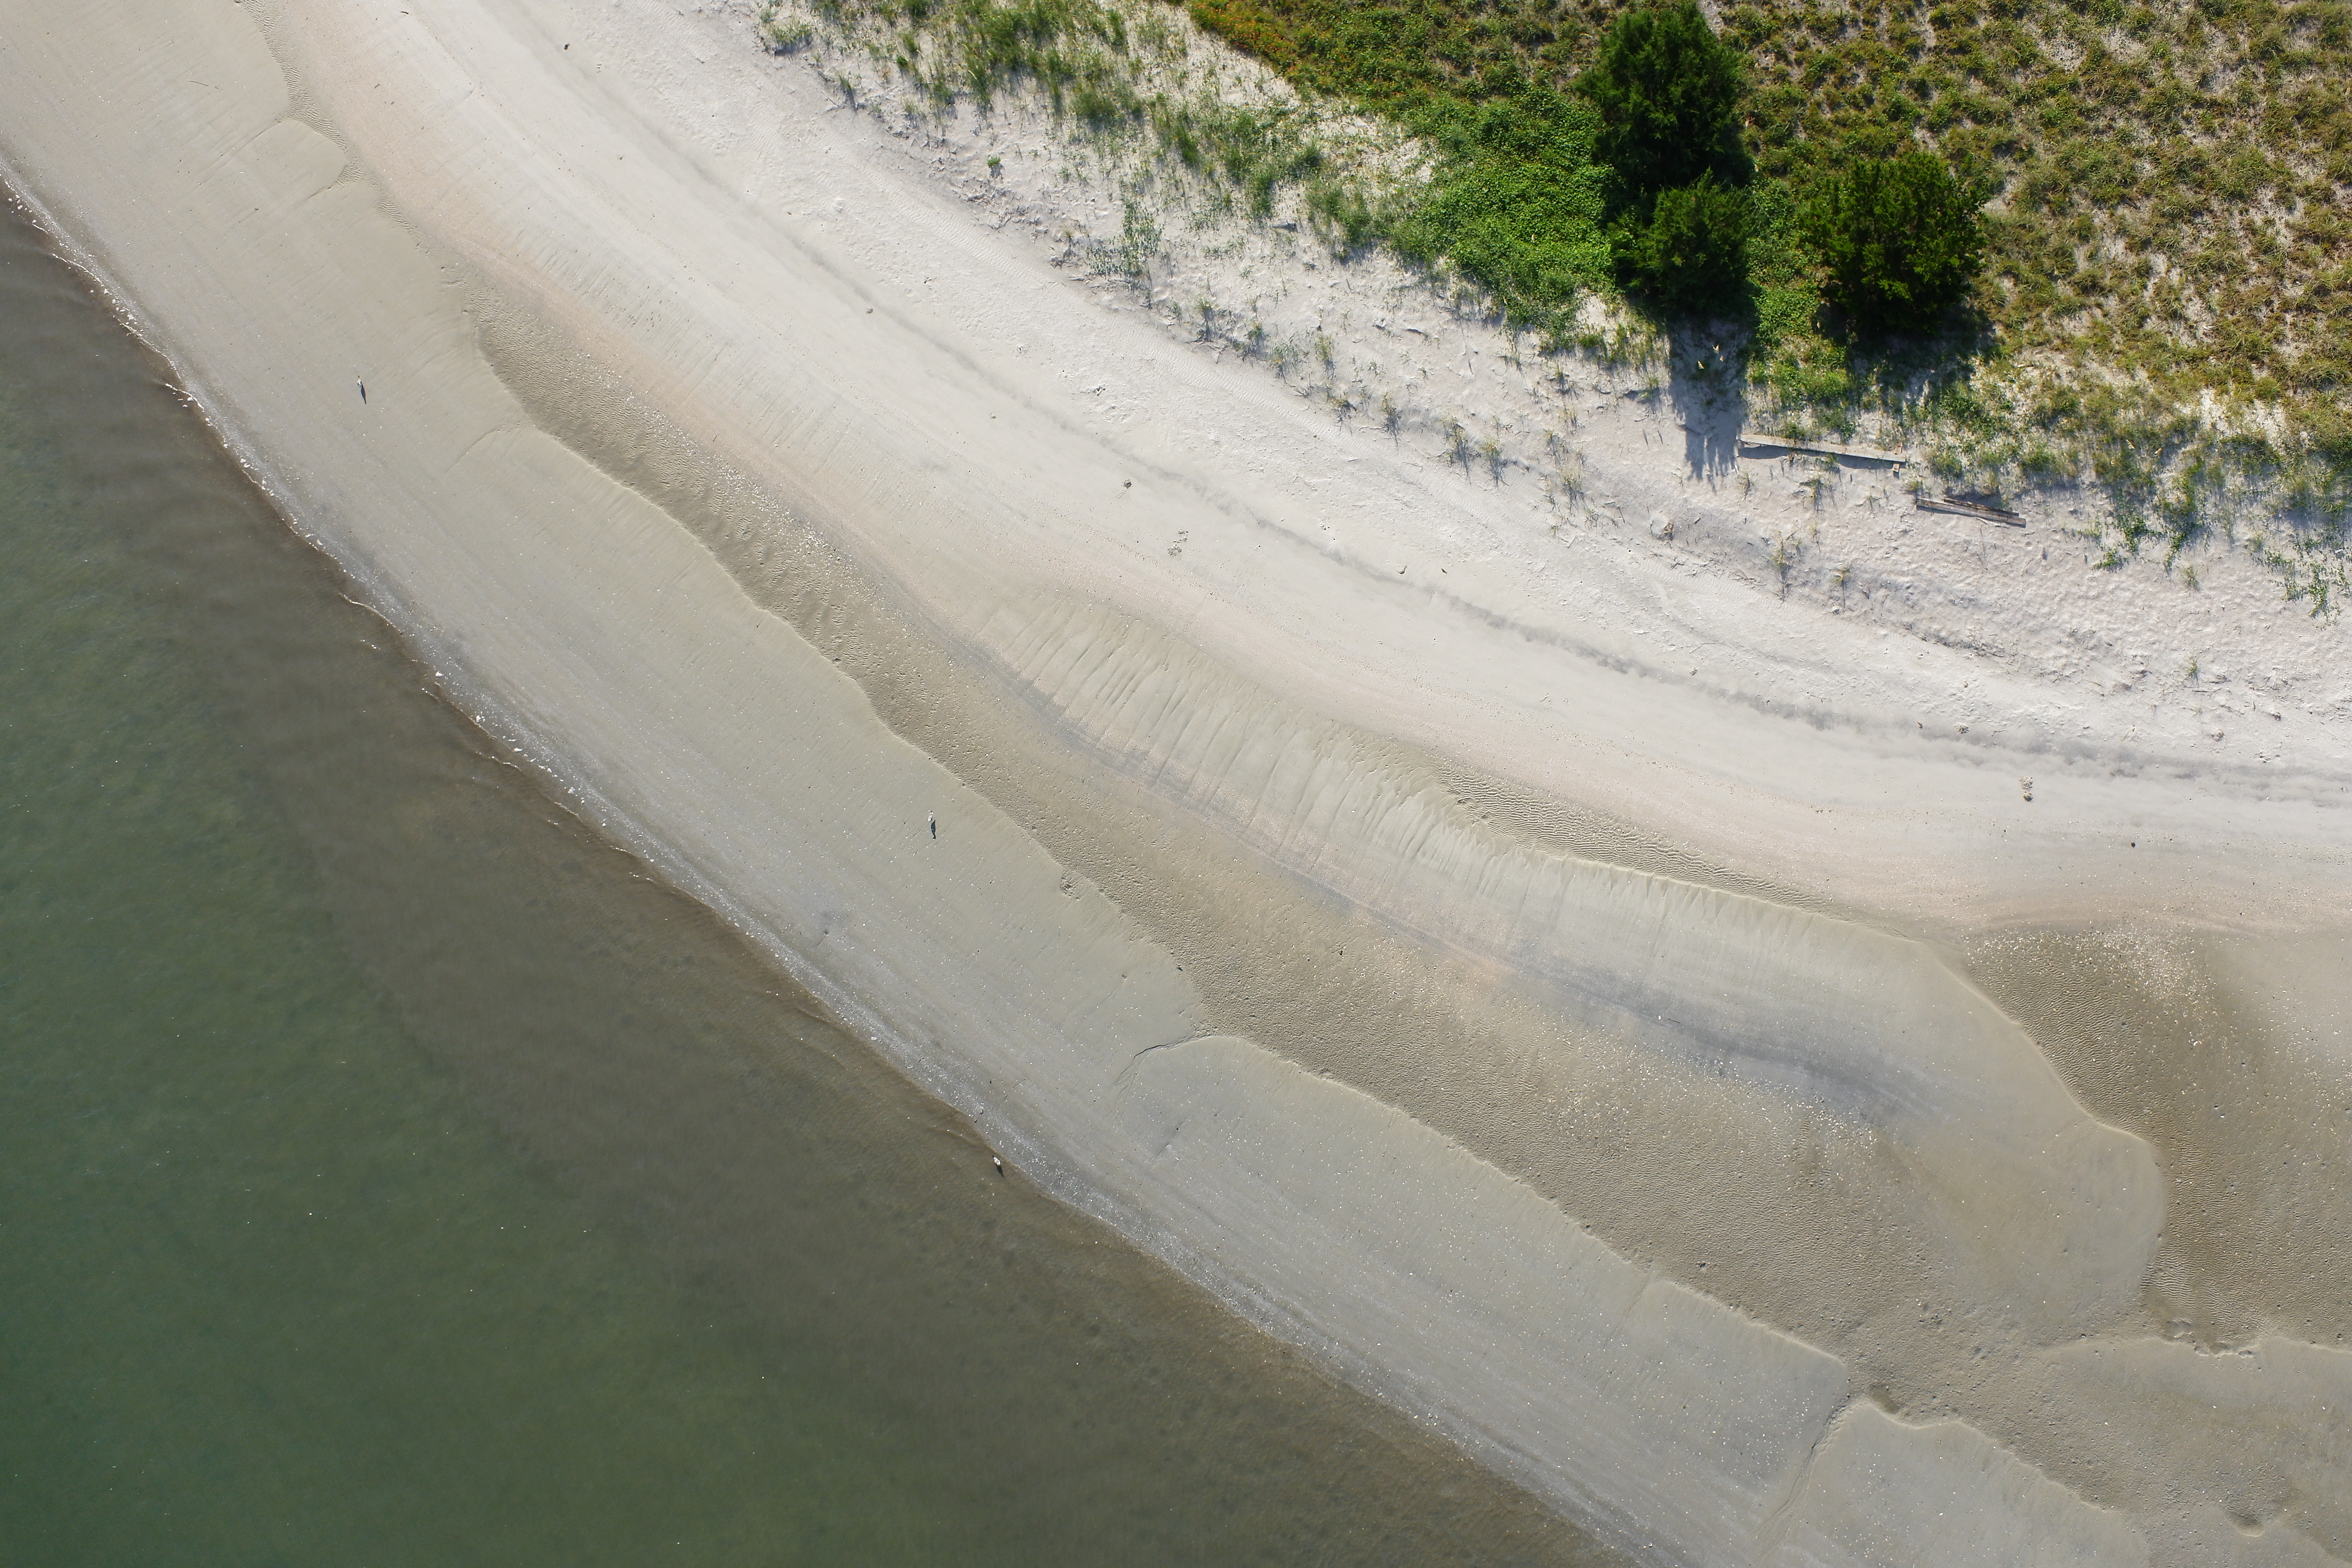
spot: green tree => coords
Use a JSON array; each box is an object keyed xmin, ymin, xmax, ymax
[
  {"xmin": 1802, "ymin": 152, "xmax": 1987, "ymax": 333},
  {"xmin": 1610, "ymin": 175, "xmax": 1751, "ymax": 314},
  {"xmin": 1576, "ymin": 1, "xmax": 1749, "ymax": 195}
]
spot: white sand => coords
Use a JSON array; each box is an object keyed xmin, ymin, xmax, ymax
[{"xmin": 4, "ymin": 0, "xmax": 2347, "ymax": 1561}]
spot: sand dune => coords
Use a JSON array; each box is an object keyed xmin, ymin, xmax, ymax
[{"xmin": 4, "ymin": 0, "xmax": 2346, "ymax": 1561}]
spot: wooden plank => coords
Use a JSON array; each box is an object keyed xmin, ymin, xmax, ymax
[
  {"xmin": 1915, "ymin": 495, "xmax": 2027, "ymax": 526},
  {"xmin": 1738, "ymin": 435, "xmax": 1912, "ymax": 466}
]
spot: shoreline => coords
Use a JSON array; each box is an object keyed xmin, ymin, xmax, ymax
[{"xmin": 4, "ymin": 0, "xmax": 2347, "ymax": 1562}]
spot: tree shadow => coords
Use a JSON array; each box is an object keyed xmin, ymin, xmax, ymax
[
  {"xmin": 1666, "ymin": 320, "xmax": 1753, "ymax": 481},
  {"xmin": 1722, "ymin": 298, "xmax": 2003, "ymax": 481},
  {"xmin": 1626, "ymin": 277, "xmax": 2006, "ymax": 485},
  {"xmin": 1820, "ymin": 300, "xmax": 2002, "ymax": 423},
  {"xmin": 1814, "ymin": 292, "xmax": 1998, "ymax": 353},
  {"xmin": 1608, "ymin": 281, "xmax": 1759, "ymax": 481}
]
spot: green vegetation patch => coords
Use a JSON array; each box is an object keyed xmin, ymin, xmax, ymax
[
  {"xmin": 1179, "ymin": 0, "xmax": 2352, "ymax": 572},
  {"xmin": 1386, "ymin": 91, "xmax": 1615, "ymax": 319},
  {"xmin": 1181, "ymin": 0, "xmax": 1625, "ymax": 322}
]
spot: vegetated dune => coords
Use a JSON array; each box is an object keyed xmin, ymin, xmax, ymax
[{"xmin": 2, "ymin": 0, "xmax": 2346, "ymax": 1563}]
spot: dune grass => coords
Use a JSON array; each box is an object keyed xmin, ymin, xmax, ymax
[
  {"xmin": 763, "ymin": 0, "xmax": 1388, "ymax": 235},
  {"xmin": 1178, "ymin": 0, "xmax": 2352, "ymax": 588}
]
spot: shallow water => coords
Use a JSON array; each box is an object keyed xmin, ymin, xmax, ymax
[{"xmin": 0, "ymin": 203, "xmax": 1614, "ymax": 1566}]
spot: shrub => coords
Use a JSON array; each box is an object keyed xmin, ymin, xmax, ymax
[
  {"xmin": 1801, "ymin": 151, "xmax": 1986, "ymax": 333},
  {"xmin": 1576, "ymin": 1, "xmax": 1749, "ymax": 194},
  {"xmin": 1392, "ymin": 90, "xmax": 1612, "ymax": 322},
  {"xmin": 1610, "ymin": 176, "xmax": 1751, "ymax": 314}
]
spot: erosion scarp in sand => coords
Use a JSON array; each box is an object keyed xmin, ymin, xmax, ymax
[{"xmin": 2, "ymin": 0, "xmax": 2346, "ymax": 1562}]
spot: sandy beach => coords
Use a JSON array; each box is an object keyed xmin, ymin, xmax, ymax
[{"xmin": 4, "ymin": 0, "xmax": 2347, "ymax": 1561}]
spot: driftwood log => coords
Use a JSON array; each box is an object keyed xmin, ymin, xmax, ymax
[
  {"xmin": 1737, "ymin": 435, "xmax": 1911, "ymax": 466},
  {"xmin": 1914, "ymin": 494, "xmax": 2028, "ymax": 526}
]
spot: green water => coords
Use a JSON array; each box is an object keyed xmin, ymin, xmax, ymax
[{"xmin": 0, "ymin": 207, "xmax": 1610, "ymax": 1565}]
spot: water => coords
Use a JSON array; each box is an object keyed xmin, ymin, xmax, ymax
[{"xmin": 0, "ymin": 203, "xmax": 1612, "ymax": 1566}]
